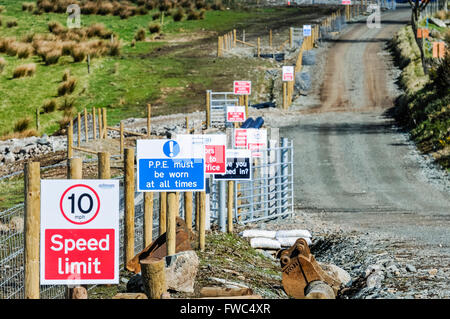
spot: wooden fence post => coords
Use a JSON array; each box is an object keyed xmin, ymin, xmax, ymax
[
  {"xmin": 144, "ymin": 192, "xmax": 154, "ymax": 247},
  {"xmin": 167, "ymin": 192, "xmax": 177, "ymax": 256},
  {"xmin": 159, "ymin": 192, "xmax": 167, "ymax": 235},
  {"xmin": 199, "ymin": 191, "xmax": 206, "ymax": 251},
  {"xmin": 124, "ymin": 148, "xmax": 135, "ymax": 268},
  {"xmin": 257, "ymin": 37, "xmax": 261, "ymax": 57},
  {"xmin": 98, "ymin": 152, "xmax": 111, "ymax": 179},
  {"xmin": 147, "ymin": 104, "xmax": 151, "ymax": 137},
  {"xmin": 102, "ymin": 108, "xmax": 107, "ymax": 139},
  {"xmin": 282, "ymin": 82, "xmax": 287, "ymax": 110},
  {"xmin": 206, "ymin": 90, "xmax": 211, "ymax": 129},
  {"xmin": 218, "ymin": 36, "xmax": 222, "ymax": 57},
  {"xmin": 92, "ymin": 107, "xmax": 97, "ymax": 140},
  {"xmin": 67, "ymin": 158, "xmax": 88, "ymax": 299},
  {"xmin": 244, "ymin": 95, "xmax": 249, "ymax": 120},
  {"xmin": 84, "ymin": 108, "xmax": 88, "ymax": 143},
  {"xmin": 233, "ymin": 29, "xmax": 237, "ymax": 47},
  {"xmin": 77, "ymin": 112, "xmax": 81, "ymax": 147},
  {"xmin": 269, "ymin": 29, "xmax": 273, "ymax": 48},
  {"xmin": 35, "ymin": 108, "xmax": 40, "ymax": 131},
  {"xmin": 98, "ymin": 108, "xmax": 103, "ymax": 140},
  {"xmin": 140, "ymin": 258, "xmax": 166, "ymax": 299},
  {"xmin": 24, "ymin": 161, "xmax": 40, "ymax": 299},
  {"xmin": 184, "ymin": 192, "xmax": 193, "ymax": 231},
  {"xmin": 119, "ymin": 121, "xmax": 124, "ymax": 158},
  {"xmin": 68, "ymin": 119, "xmax": 73, "ymax": 159},
  {"xmin": 227, "ymin": 181, "xmax": 234, "ymax": 233},
  {"xmin": 195, "ymin": 192, "xmax": 200, "ymax": 231}
]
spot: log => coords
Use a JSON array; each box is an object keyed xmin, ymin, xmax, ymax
[
  {"xmin": 305, "ymin": 280, "xmax": 335, "ymax": 299},
  {"xmin": 198, "ymin": 295, "xmax": 262, "ymax": 299},
  {"xmin": 200, "ymin": 287, "xmax": 253, "ymax": 297},
  {"xmin": 140, "ymin": 257, "xmax": 166, "ymax": 299},
  {"xmin": 70, "ymin": 287, "xmax": 88, "ymax": 299},
  {"xmin": 112, "ymin": 293, "xmax": 148, "ymax": 299}
]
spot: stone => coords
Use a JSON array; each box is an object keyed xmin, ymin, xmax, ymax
[
  {"xmin": 406, "ymin": 264, "xmax": 417, "ymax": 272},
  {"xmin": 165, "ymin": 250, "xmax": 199, "ymax": 293},
  {"xmin": 366, "ymin": 272, "xmax": 384, "ymax": 289},
  {"xmin": 126, "ymin": 274, "xmax": 145, "ymax": 293},
  {"xmin": 428, "ymin": 269, "xmax": 438, "ymax": 276},
  {"xmin": 365, "ymin": 264, "xmax": 383, "ymax": 277},
  {"xmin": 318, "ymin": 262, "xmax": 351, "ymax": 286}
]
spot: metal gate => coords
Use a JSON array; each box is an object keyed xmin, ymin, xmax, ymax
[{"xmin": 208, "ymin": 90, "xmax": 239, "ymax": 128}]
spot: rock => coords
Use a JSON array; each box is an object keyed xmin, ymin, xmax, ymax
[
  {"xmin": 3, "ymin": 153, "xmax": 14, "ymax": 164},
  {"xmin": 126, "ymin": 274, "xmax": 145, "ymax": 293},
  {"xmin": 429, "ymin": 17, "xmax": 446, "ymax": 28},
  {"xmin": 37, "ymin": 134, "xmax": 50, "ymax": 145},
  {"xmin": 366, "ymin": 272, "xmax": 384, "ymax": 289},
  {"xmin": 9, "ymin": 216, "xmax": 24, "ymax": 233},
  {"xmin": 165, "ymin": 250, "xmax": 199, "ymax": 293},
  {"xmin": 249, "ymin": 237, "xmax": 281, "ymax": 250},
  {"xmin": 406, "ymin": 264, "xmax": 417, "ymax": 273},
  {"xmin": 318, "ymin": 262, "xmax": 351, "ymax": 286},
  {"xmin": 428, "ymin": 269, "xmax": 438, "ymax": 276},
  {"xmin": 365, "ymin": 264, "xmax": 383, "ymax": 277},
  {"xmin": 302, "ymin": 51, "xmax": 316, "ymax": 65}
]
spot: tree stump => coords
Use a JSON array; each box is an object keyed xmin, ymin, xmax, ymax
[{"xmin": 140, "ymin": 257, "xmax": 166, "ymax": 299}]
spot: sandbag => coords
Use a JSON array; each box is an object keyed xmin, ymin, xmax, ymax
[
  {"xmin": 277, "ymin": 236, "xmax": 312, "ymax": 247},
  {"xmin": 250, "ymin": 238, "xmax": 281, "ymax": 250},
  {"xmin": 240, "ymin": 229, "xmax": 277, "ymax": 239},
  {"xmin": 275, "ymin": 229, "xmax": 312, "ymax": 238},
  {"xmin": 302, "ymin": 51, "xmax": 316, "ymax": 66}
]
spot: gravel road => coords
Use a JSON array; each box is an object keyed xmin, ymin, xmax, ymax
[{"xmin": 276, "ymin": 6, "xmax": 450, "ymax": 298}]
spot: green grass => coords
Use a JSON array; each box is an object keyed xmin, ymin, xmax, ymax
[
  {"xmin": 0, "ymin": 176, "xmax": 24, "ymax": 211},
  {"xmin": 0, "ymin": 1, "xmax": 281, "ymax": 137}
]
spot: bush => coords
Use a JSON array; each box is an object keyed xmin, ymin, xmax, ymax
[
  {"xmin": 43, "ymin": 49, "xmax": 62, "ymax": 65},
  {"xmin": 62, "ymin": 68, "xmax": 71, "ymax": 81},
  {"xmin": 152, "ymin": 12, "xmax": 161, "ymax": 20},
  {"xmin": 108, "ymin": 40, "xmax": 121, "ymax": 56},
  {"xmin": 187, "ymin": 10, "xmax": 200, "ymax": 20},
  {"xmin": 48, "ymin": 21, "xmax": 65, "ymax": 35},
  {"xmin": 13, "ymin": 63, "xmax": 36, "ymax": 78},
  {"xmin": 149, "ymin": 23, "xmax": 161, "ymax": 34},
  {"xmin": 58, "ymin": 77, "xmax": 77, "ymax": 96},
  {"xmin": 173, "ymin": 8, "xmax": 185, "ymax": 22},
  {"xmin": 6, "ymin": 19, "xmax": 18, "ymax": 28},
  {"xmin": 42, "ymin": 99, "xmax": 57, "ymax": 113},
  {"xmin": 22, "ymin": 2, "xmax": 36, "ymax": 12},
  {"xmin": 13, "ymin": 117, "xmax": 31, "ymax": 132},
  {"xmin": 0, "ymin": 57, "xmax": 5, "ymax": 74},
  {"xmin": 70, "ymin": 45, "xmax": 88, "ymax": 62},
  {"xmin": 135, "ymin": 28, "xmax": 146, "ymax": 41}
]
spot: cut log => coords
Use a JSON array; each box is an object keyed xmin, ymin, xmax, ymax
[
  {"xmin": 305, "ymin": 280, "xmax": 335, "ymax": 299},
  {"xmin": 140, "ymin": 257, "xmax": 166, "ymax": 299},
  {"xmin": 198, "ymin": 295, "xmax": 262, "ymax": 299},
  {"xmin": 70, "ymin": 287, "xmax": 88, "ymax": 299},
  {"xmin": 200, "ymin": 287, "xmax": 253, "ymax": 297},
  {"xmin": 112, "ymin": 293, "xmax": 148, "ymax": 299}
]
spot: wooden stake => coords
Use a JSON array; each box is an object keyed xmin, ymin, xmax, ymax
[
  {"xmin": 140, "ymin": 258, "xmax": 166, "ymax": 299},
  {"xmin": 227, "ymin": 181, "xmax": 234, "ymax": 233},
  {"xmin": 124, "ymin": 148, "xmax": 135, "ymax": 268},
  {"xmin": 257, "ymin": 37, "xmax": 261, "ymax": 57},
  {"xmin": 102, "ymin": 108, "xmax": 107, "ymax": 139},
  {"xmin": 68, "ymin": 119, "xmax": 73, "ymax": 159},
  {"xmin": 24, "ymin": 162, "xmax": 40, "ymax": 299},
  {"xmin": 199, "ymin": 191, "xmax": 206, "ymax": 251},
  {"xmin": 218, "ymin": 36, "xmax": 223, "ymax": 57},
  {"xmin": 92, "ymin": 107, "xmax": 97, "ymax": 140},
  {"xmin": 77, "ymin": 112, "xmax": 81, "ymax": 147},
  {"xmin": 233, "ymin": 29, "xmax": 237, "ymax": 47},
  {"xmin": 206, "ymin": 91, "xmax": 211, "ymax": 129},
  {"xmin": 195, "ymin": 192, "xmax": 200, "ymax": 231},
  {"xmin": 166, "ymin": 192, "xmax": 177, "ymax": 256},
  {"xmin": 159, "ymin": 192, "xmax": 167, "ymax": 235},
  {"xmin": 184, "ymin": 192, "xmax": 193, "ymax": 231},
  {"xmin": 147, "ymin": 104, "xmax": 151, "ymax": 137},
  {"xmin": 290, "ymin": 27, "xmax": 293, "ymax": 48},
  {"xmin": 144, "ymin": 192, "xmax": 154, "ymax": 247},
  {"xmin": 98, "ymin": 152, "xmax": 111, "ymax": 179},
  {"xmin": 84, "ymin": 108, "xmax": 88, "ymax": 143},
  {"xmin": 282, "ymin": 82, "xmax": 287, "ymax": 110},
  {"xmin": 244, "ymin": 95, "xmax": 249, "ymax": 120},
  {"xmin": 120, "ymin": 121, "xmax": 124, "ymax": 157},
  {"xmin": 98, "ymin": 108, "xmax": 103, "ymax": 139},
  {"xmin": 35, "ymin": 108, "xmax": 39, "ymax": 131},
  {"xmin": 269, "ymin": 29, "xmax": 273, "ymax": 48}
]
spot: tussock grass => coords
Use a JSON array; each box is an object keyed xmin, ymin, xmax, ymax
[
  {"xmin": 0, "ymin": 57, "xmax": 5, "ymax": 74},
  {"xmin": 6, "ymin": 19, "xmax": 18, "ymax": 28},
  {"xmin": 13, "ymin": 117, "xmax": 31, "ymax": 132},
  {"xmin": 42, "ymin": 99, "xmax": 57, "ymax": 113},
  {"xmin": 57, "ymin": 77, "xmax": 77, "ymax": 96},
  {"xmin": 149, "ymin": 22, "xmax": 161, "ymax": 34},
  {"xmin": 134, "ymin": 28, "xmax": 146, "ymax": 41},
  {"xmin": 13, "ymin": 63, "xmax": 36, "ymax": 78}
]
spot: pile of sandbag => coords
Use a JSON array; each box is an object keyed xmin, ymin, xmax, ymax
[{"xmin": 239, "ymin": 229, "xmax": 312, "ymax": 250}]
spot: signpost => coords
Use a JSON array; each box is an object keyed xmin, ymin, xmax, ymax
[
  {"xmin": 227, "ymin": 105, "xmax": 246, "ymax": 123},
  {"xmin": 247, "ymin": 128, "xmax": 267, "ymax": 158},
  {"xmin": 234, "ymin": 128, "xmax": 249, "ymax": 149},
  {"xmin": 233, "ymin": 81, "xmax": 252, "ymax": 95},
  {"xmin": 137, "ymin": 139, "xmax": 206, "ymax": 192},
  {"xmin": 303, "ymin": 25, "xmax": 312, "ymax": 37},
  {"xmin": 282, "ymin": 66, "xmax": 295, "ymax": 82},
  {"xmin": 40, "ymin": 180, "xmax": 119, "ymax": 285},
  {"xmin": 214, "ymin": 149, "xmax": 252, "ymax": 181}
]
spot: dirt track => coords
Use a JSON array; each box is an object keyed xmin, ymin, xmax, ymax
[{"xmin": 280, "ymin": 6, "xmax": 450, "ymax": 297}]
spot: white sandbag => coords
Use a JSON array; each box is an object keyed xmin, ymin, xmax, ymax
[
  {"xmin": 277, "ymin": 236, "xmax": 312, "ymax": 247},
  {"xmin": 275, "ymin": 229, "xmax": 311, "ymax": 239},
  {"xmin": 250, "ymin": 237, "xmax": 281, "ymax": 250},
  {"xmin": 240, "ymin": 229, "xmax": 277, "ymax": 239}
]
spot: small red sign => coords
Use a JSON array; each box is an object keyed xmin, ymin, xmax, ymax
[
  {"xmin": 227, "ymin": 106, "xmax": 246, "ymax": 122},
  {"xmin": 44, "ymin": 229, "xmax": 115, "ymax": 281},
  {"xmin": 205, "ymin": 145, "xmax": 226, "ymax": 174},
  {"xmin": 234, "ymin": 129, "xmax": 248, "ymax": 148},
  {"xmin": 233, "ymin": 81, "xmax": 251, "ymax": 95}
]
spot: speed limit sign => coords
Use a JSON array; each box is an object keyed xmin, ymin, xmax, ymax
[{"xmin": 40, "ymin": 180, "xmax": 119, "ymax": 285}]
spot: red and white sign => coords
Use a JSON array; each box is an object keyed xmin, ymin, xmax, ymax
[
  {"xmin": 233, "ymin": 81, "xmax": 252, "ymax": 95},
  {"xmin": 227, "ymin": 106, "xmax": 246, "ymax": 122},
  {"xmin": 282, "ymin": 66, "xmax": 294, "ymax": 82},
  {"xmin": 177, "ymin": 134, "xmax": 227, "ymax": 174},
  {"xmin": 342, "ymin": 0, "xmax": 351, "ymax": 4},
  {"xmin": 40, "ymin": 180, "xmax": 119, "ymax": 285},
  {"xmin": 234, "ymin": 129, "xmax": 248, "ymax": 148},
  {"xmin": 247, "ymin": 128, "xmax": 267, "ymax": 158}
]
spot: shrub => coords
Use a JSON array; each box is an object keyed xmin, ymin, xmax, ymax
[
  {"xmin": 135, "ymin": 28, "xmax": 146, "ymax": 41},
  {"xmin": 211, "ymin": 1, "xmax": 224, "ymax": 10},
  {"xmin": 58, "ymin": 77, "xmax": 77, "ymax": 96},
  {"xmin": 6, "ymin": 19, "xmax": 18, "ymax": 28},
  {"xmin": 187, "ymin": 10, "xmax": 200, "ymax": 20},
  {"xmin": 48, "ymin": 21, "xmax": 65, "ymax": 35},
  {"xmin": 108, "ymin": 40, "xmax": 121, "ymax": 56},
  {"xmin": 149, "ymin": 23, "xmax": 161, "ymax": 34},
  {"xmin": 42, "ymin": 99, "xmax": 57, "ymax": 113},
  {"xmin": 43, "ymin": 49, "xmax": 62, "ymax": 65},
  {"xmin": 152, "ymin": 12, "xmax": 161, "ymax": 20},
  {"xmin": 22, "ymin": 2, "xmax": 36, "ymax": 12},
  {"xmin": 97, "ymin": 2, "xmax": 114, "ymax": 15},
  {"xmin": 173, "ymin": 8, "xmax": 185, "ymax": 22},
  {"xmin": 62, "ymin": 68, "xmax": 71, "ymax": 81},
  {"xmin": 86, "ymin": 23, "xmax": 112, "ymax": 39},
  {"xmin": 70, "ymin": 44, "xmax": 87, "ymax": 62},
  {"xmin": 14, "ymin": 117, "xmax": 31, "ymax": 132},
  {"xmin": 0, "ymin": 37, "xmax": 15, "ymax": 53},
  {"xmin": 17, "ymin": 43, "xmax": 33, "ymax": 59},
  {"xmin": 13, "ymin": 63, "xmax": 36, "ymax": 78},
  {"xmin": 0, "ymin": 57, "xmax": 5, "ymax": 74}
]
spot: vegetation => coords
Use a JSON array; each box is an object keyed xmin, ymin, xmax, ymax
[{"xmin": 391, "ymin": 18, "xmax": 450, "ymax": 170}]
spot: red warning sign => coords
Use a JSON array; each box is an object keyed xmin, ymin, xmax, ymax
[{"xmin": 233, "ymin": 81, "xmax": 252, "ymax": 95}]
